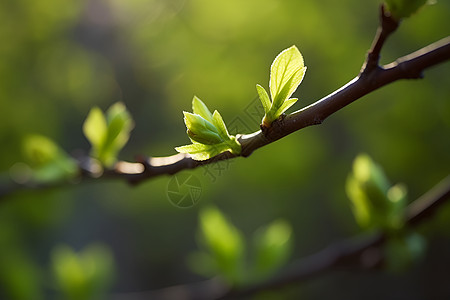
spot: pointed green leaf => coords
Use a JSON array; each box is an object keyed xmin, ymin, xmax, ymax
[
  {"xmin": 83, "ymin": 107, "xmax": 107, "ymax": 153},
  {"xmin": 271, "ymin": 68, "xmax": 304, "ymax": 110},
  {"xmin": 269, "ymin": 46, "xmax": 306, "ymax": 104},
  {"xmin": 256, "ymin": 84, "xmax": 271, "ymax": 114},
  {"xmin": 175, "ymin": 142, "xmax": 228, "ymax": 161},
  {"xmin": 275, "ymin": 98, "xmax": 298, "ymax": 117},
  {"xmin": 212, "ymin": 110, "xmax": 231, "ymax": 140},
  {"xmin": 184, "ymin": 112, "xmax": 223, "ymax": 145},
  {"xmin": 346, "ymin": 175, "xmax": 372, "ymax": 229},
  {"xmin": 192, "ymin": 96, "xmax": 214, "ymax": 123},
  {"xmin": 198, "ymin": 207, "xmax": 245, "ymax": 285},
  {"xmin": 104, "ymin": 103, "xmax": 133, "ymax": 150},
  {"xmin": 99, "ymin": 102, "xmax": 134, "ymax": 167}
]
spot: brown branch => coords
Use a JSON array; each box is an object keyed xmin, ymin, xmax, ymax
[
  {"xmin": 1, "ymin": 18, "xmax": 450, "ymax": 199},
  {"xmin": 102, "ymin": 34, "xmax": 450, "ymax": 186},
  {"xmin": 361, "ymin": 4, "xmax": 399, "ymax": 73}
]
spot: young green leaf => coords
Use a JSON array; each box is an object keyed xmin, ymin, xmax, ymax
[
  {"xmin": 256, "ymin": 84, "xmax": 271, "ymax": 114},
  {"xmin": 192, "ymin": 96, "xmax": 214, "ymax": 123},
  {"xmin": 346, "ymin": 154, "xmax": 408, "ymax": 231},
  {"xmin": 83, "ymin": 107, "xmax": 107, "ymax": 154},
  {"xmin": 22, "ymin": 135, "xmax": 78, "ymax": 183},
  {"xmin": 83, "ymin": 102, "xmax": 134, "ymax": 168},
  {"xmin": 176, "ymin": 142, "xmax": 229, "ymax": 161},
  {"xmin": 212, "ymin": 110, "xmax": 231, "ymax": 140},
  {"xmin": 176, "ymin": 97, "xmax": 241, "ymax": 160},
  {"xmin": 258, "ymin": 45, "xmax": 307, "ymax": 127},
  {"xmin": 184, "ymin": 112, "xmax": 223, "ymax": 145},
  {"xmin": 197, "ymin": 206, "xmax": 245, "ymax": 285}
]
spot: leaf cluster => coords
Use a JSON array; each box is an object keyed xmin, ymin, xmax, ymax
[
  {"xmin": 187, "ymin": 206, "xmax": 293, "ymax": 286},
  {"xmin": 175, "ymin": 97, "xmax": 241, "ymax": 161}
]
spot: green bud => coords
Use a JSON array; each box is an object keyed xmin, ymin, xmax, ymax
[
  {"xmin": 352, "ymin": 154, "xmax": 390, "ymax": 212},
  {"xmin": 184, "ymin": 112, "xmax": 223, "ymax": 145},
  {"xmin": 346, "ymin": 154, "xmax": 408, "ymax": 231}
]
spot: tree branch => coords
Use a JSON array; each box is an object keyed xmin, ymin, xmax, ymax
[
  {"xmin": 1, "ymin": 13, "xmax": 449, "ymax": 199},
  {"xmin": 100, "ymin": 34, "xmax": 450, "ymax": 187}
]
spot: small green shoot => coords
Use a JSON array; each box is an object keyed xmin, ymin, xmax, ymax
[
  {"xmin": 258, "ymin": 45, "xmax": 307, "ymax": 128},
  {"xmin": 188, "ymin": 206, "xmax": 245, "ymax": 285},
  {"xmin": 21, "ymin": 135, "xmax": 78, "ymax": 183},
  {"xmin": 175, "ymin": 97, "xmax": 241, "ymax": 161},
  {"xmin": 188, "ymin": 206, "xmax": 293, "ymax": 286},
  {"xmin": 346, "ymin": 154, "xmax": 407, "ymax": 231},
  {"xmin": 83, "ymin": 102, "xmax": 134, "ymax": 168}
]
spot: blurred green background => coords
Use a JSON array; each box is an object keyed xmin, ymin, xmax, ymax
[{"xmin": 0, "ymin": 0, "xmax": 449, "ymax": 299}]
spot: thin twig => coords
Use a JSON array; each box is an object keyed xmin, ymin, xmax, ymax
[{"xmin": 361, "ymin": 4, "xmax": 399, "ymax": 73}]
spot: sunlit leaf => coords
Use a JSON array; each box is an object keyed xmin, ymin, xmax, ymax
[
  {"xmin": 176, "ymin": 97, "xmax": 241, "ymax": 160},
  {"xmin": 192, "ymin": 96, "xmax": 214, "ymax": 123},
  {"xmin": 175, "ymin": 142, "xmax": 230, "ymax": 161},
  {"xmin": 83, "ymin": 107, "xmax": 107, "ymax": 156},
  {"xmin": 275, "ymin": 98, "xmax": 298, "ymax": 118},
  {"xmin": 83, "ymin": 102, "xmax": 134, "ymax": 167},
  {"xmin": 256, "ymin": 84, "xmax": 271, "ymax": 114},
  {"xmin": 184, "ymin": 112, "xmax": 223, "ymax": 145},
  {"xmin": 270, "ymin": 45, "xmax": 306, "ymax": 108},
  {"xmin": 22, "ymin": 135, "xmax": 78, "ymax": 183},
  {"xmin": 259, "ymin": 45, "xmax": 306, "ymax": 126},
  {"xmin": 212, "ymin": 110, "xmax": 231, "ymax": 140}
]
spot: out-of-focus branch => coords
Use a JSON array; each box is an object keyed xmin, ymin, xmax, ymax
[
  {"xmin": 217, "ymin": 175, "xmax": 450, "ymax": 299},
  {"xmin": 111, "ymin": 175, "xmax": 450, "ymax": 300}
]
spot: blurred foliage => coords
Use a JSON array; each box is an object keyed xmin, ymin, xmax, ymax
[
  {"xmin": 18, "ymin": 135, "xmax": 78, "ymax": 184},
  {"xmin": 0, "ymin": 0, "xmax": 449, "ymax": 299},
  {"xmin": 346, "ymin": 154, "xmax": 407, "ymax": 231},
  {"xmin": 346, "ymin": 154, "xmax": 426, "ymax": 271},
  {"xmin": 258, "ymin": 45, "xmax": 306, "ymax": 127},
  {"xmin": 188, "ymin": 206, "xmax": 292, "ymax": 286},
  {"xmin": 83, "ymin": 102, "xmax": 134, "ymax": 168},
  {"xmin": 51, "ymin": 244, "xmax": 115, "ymax": 300}
]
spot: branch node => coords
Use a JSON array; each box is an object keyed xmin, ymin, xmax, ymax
[{"xmin": 361, "ymin": 4, "xmax": 399, "ymax": 74}]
